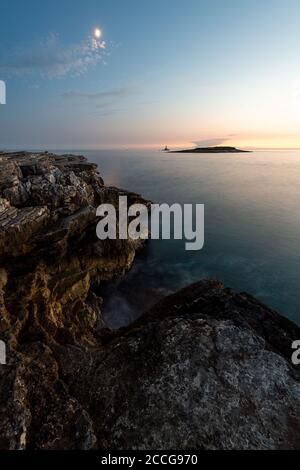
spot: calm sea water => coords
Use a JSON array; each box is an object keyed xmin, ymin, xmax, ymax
[{"xmin": 59, "ymin": 149, "xmax": 300, "ymax": 327}]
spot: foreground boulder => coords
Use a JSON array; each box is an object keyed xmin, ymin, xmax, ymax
[
  {"xmin": 59, "ymin": 279, "xmax": 300, "ymax": 450},
  {"xmin": 0, "ymin": 152, "xmax": 299, "ymax": 450}
]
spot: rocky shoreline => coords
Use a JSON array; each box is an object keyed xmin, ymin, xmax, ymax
[{"xmin": 0, "ymin": 152, "xmax": 299, "ymax": 450}]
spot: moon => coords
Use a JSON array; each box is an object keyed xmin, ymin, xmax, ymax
[{"xmin": 94, "ymin": 28, "xmax": 102, "ymax": 39}]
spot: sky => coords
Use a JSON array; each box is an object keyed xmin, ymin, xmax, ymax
[{"xmin": 1, "ymin": 0, "xmax": 300, "ymax": 149}]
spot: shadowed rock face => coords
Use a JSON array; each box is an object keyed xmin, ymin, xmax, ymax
[
  {"xmin": 0, "ymin": 152, "xmax": 299, "ymax": 450},
  {"xmin": 59, "ymin": 280, "xmax": 300, "ymax": 450}
]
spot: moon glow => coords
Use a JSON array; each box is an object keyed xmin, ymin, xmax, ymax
[{"xmin": 94, "ymin": 28, "xmax": 102, "ymax": 39}]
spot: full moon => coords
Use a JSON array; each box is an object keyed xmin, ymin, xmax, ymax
[{"xmin": 94, "ymin": 28, "xmax": 102, "ymax": 39}]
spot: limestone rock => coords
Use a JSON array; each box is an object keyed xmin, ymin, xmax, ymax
[{"xmin": 59, "ymin": 280, "xmax": 300, "ymax": 450}]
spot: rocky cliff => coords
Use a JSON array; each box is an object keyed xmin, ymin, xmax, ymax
[{"xmin": 0, "ymin": 152, "xmax": 299, "ymax": 450}]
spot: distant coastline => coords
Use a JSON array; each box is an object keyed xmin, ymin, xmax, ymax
[{"xmin": 170, "ymin": 146, "xmax": 251, "ymax": 153}]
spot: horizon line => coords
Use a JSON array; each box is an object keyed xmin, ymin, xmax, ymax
[{"xmin": 2, "ymin": 144, "xmax": 300, "ymax": 152}]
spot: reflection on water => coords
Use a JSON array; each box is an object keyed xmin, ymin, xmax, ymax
[{"xmin": 65, "ymin": 149, "xmax": 300, "ymax": 327}]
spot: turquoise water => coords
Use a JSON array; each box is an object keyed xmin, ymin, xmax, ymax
[{"xmin": 63, "ymin": 149, "xmax": 300, "ymax": 326}]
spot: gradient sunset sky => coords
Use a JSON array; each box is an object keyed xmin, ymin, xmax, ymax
[{"xmin": 1, "ymin": 0, "xmax": 300, "ymax": 149}]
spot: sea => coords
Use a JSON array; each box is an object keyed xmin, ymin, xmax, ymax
[{"xmin": 55, "ymin": 149, "xmax": 300, "ymax": 327}]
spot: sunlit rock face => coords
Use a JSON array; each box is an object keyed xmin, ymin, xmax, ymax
[
  {"xmin": 0, "ymin": 153, "xmax": 299, "ymax": 450},
  {"xmin": 0, "ymin": 152, "xmax": 147, "ymax": 345}
]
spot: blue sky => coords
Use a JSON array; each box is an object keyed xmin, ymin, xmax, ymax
[{"xmin": 1, "ymin": 0, "xmax": 300, "ymax": 149}]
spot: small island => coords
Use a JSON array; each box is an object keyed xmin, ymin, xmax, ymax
[{"xmin": 170, "ymin": 146, "xmax": 251, "ymax": 153}]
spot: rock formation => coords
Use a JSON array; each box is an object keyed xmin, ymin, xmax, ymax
[{"xmin": 0, "ymin": 152, "xmax": 299, "ymax": 450}]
